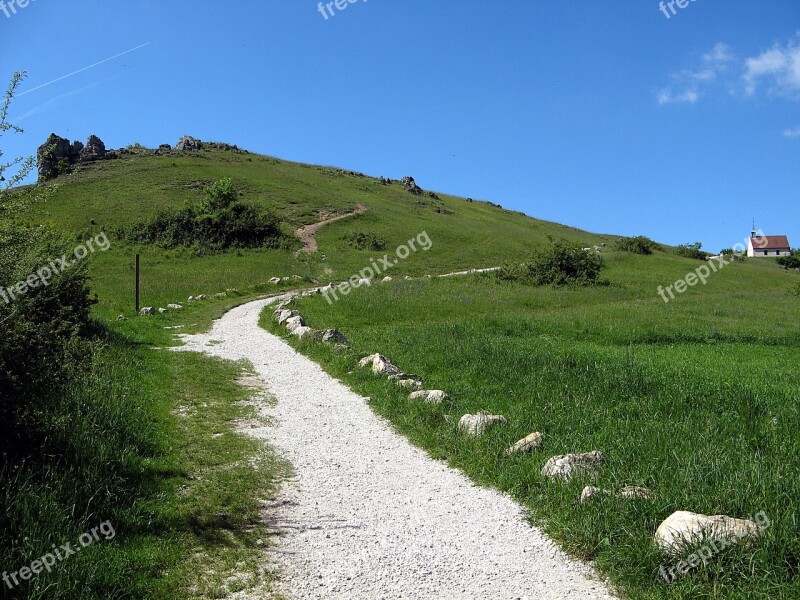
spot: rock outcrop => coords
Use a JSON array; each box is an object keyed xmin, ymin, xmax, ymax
[
  {"xmin": 401, "ymin": 176, "xmax": 424, "ymax": 196},
  {"xmin": 37, "ymin": 133, "xmax": 110, "ymax": 181},
  {"xmin": 175, "ymin": 135, "xmax": 203, "ymax": 151}
]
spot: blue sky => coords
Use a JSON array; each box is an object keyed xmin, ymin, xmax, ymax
[{"xmin": 1, "ymin": 1, "xmax": 798, "ymax": 251}]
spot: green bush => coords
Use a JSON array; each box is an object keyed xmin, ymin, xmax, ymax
[
  {"xmin": 0, "ymin": 225, "xmax": 97, "ymax": 458},
  {"xmin": 497, "ymin": 240, "xmax": 604, "ymax": 286},
  {"xmin": 340, "ymin": 231, "xmax": 388, "ymax": 251},
  {"xmin": 675, "ymin": 242, "xmax": 707, "ymax": 260},
  {"xmin": 123, "ymin": 178, "xmax": 290, "ymax": 251},
  {"xmin": 614, "ymin": 235, "xmax": 659, "ymax": 255},
  {"xmin": 777, "ymin": 252, "xmax": 800, "ymax": 270}
]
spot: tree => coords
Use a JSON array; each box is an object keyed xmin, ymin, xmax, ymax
[{"xmin": 0, "ymin": 71, "xmax": 35, "ymax": 191}]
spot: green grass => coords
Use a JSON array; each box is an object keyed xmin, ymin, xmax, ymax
[
  {"xmin": 1, "ymin": 309, "xmax": 289, "ymax": 599},
  {"xmin": 8, "ymin": 146, "xmax": 800, "ymax": 598},
  {"xmin": 12, "ymin": 147, "xmax": 615, "ymax": 321},
  {"xmin": 263, "ymin": 250, "xmax": 800, "ymax": 600}
]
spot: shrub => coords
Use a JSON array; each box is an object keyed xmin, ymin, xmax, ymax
[
  {"xmin": 614, "ymin": 235, "xmax": 659, "ymax": 255},
  {"xmin": 341, "ymin": 231, "xmax": 388, "ymax": 251},
  {"xmin": 498, "ymin": 240, "xmax": 604, "ymax": 286},
  {"xmin": 0, "ymin": 225, "xmax": 96, "ymax": 457},
  {"xmin": 123, "ymin": 178, "xmax": 290, "ymax": 251},
  {"xmin": 777, "ymin": 251, "xmax": 800, "ymax": 270},
  {"xmin": 675, "ymin": 242, "xmax": 707, "ymax": 260}
]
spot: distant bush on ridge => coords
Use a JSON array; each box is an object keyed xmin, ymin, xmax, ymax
[
  {"xmin": 675, "ymin": 242, "xmax": 707, "ymax": 260},
  {"xmin": 614, "ymin": 235, "xmax": 659, "ymax": 255}
]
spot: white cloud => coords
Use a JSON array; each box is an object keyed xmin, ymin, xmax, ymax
[
  {"xmin": 703, "ymin": 42, "xmax": 734, "ymax": 65},
  {"xmin": 657, "ymin": 89, "xmax": 699, "ymax": 105},
  {"xmin": 743, "ymin": 35, "xmax": 800, "ymax": 97},
  {"xmin": 656, "ymin": 42, "xmax": 731, "ymax": 106},
  {"xmin": 784, "ymin": 126, "xmax": 800, "ymax": 138}
]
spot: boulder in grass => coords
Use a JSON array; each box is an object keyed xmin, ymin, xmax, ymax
[
  {"xmin": 541, "ymin": 451, "xmax": 603, "ymax": 481},
  {"xmin": 285, "ymin": 315, "xmax": 305, "ymax": 332},
  {"xmin": 292, "ymin": 326, "xmax": 322, "ymax": 341},
  {"xmin": 139, "ymin": 307, "xmax": 155, "ymax": 316},
  {"xmin": 505, "ymin": 432, "xmax": 545, "ymax": 455},
  {"xmin": 397, "ymin": 379, "xmax": 423, "ymax": 390},
  {"xmin": 580, "ymin": 485, "xmax": 652, "ymax": 504},
  {"xmin": 458, "ymin": 411, "xmax": 507, "ymax": 436},
  {"xmin": 269, "ymin": 277, "xmax": 281, "ymax": 284},
  {"xmin": 357, "ymin": 353, "xmax": 401, "ymax": 376},
  {"xmin": 654, "ymin": 511, "xmax": 766, "ymax": 556},
  {"xmin": 358, "ymin": 353, "xmax": 380, "ymax": 368},
  {"xmin": 321, "ymin": 329, "xmax": 349, "ymax": 345},
  {"xmin": 276, "ymin": 309, "xmax": 299, "ymax": 325},
  {"xmin": 167, "ymin": 304, "xmax": 183, "ymax": 310},
  {"xmin": 408, "ymin": 390, "xmax": 449, "ymax": 404},
  {"xmin": 158, "ymin": 308, "xmax": 168, "ymax": 314}
]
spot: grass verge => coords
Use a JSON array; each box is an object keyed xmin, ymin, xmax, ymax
[{"xmin": 261, "ymin": 273, "xmax": 800, "ymax": 600}]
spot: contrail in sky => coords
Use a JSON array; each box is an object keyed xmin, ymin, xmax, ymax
[{"xmin": 18, "ymin": 42, "xmax": 151, "ymax": 97}]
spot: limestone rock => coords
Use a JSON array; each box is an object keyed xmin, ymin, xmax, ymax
[
  {"xmin": 381, "ymin": 276, "xmax": 393, "ymax": 283},
  {"xmin": 654, "ymin": 511, "xmax": 764, "ymax": 556},
  {"xmin": 158, "ymin": 307, "xmax": 168, "ymax": 314},
  {"xmin": 167, "ymin": 304, "xmax": 183, "ymax": 310},
  {"xmin": 175, "ymin": 135, "xmax": 203, "ymax": 151},
  {"xmin": 505, "ymin": 432, "xmax": 544, "ymax": 455},
  {"xmin": 139, "ymin": 307, "xmax": 155, "ymax": 316},
  {"xmin": 276, "ymin": 309, "xmax": 299, "ymax": 325},
  {"xmin": 408, "ymin": 390, "xmax": 448, "ymax": 404},
  {"xmin": 541, "ymin": 451, "xmax": 603, "ymax": 481},
  {"xmin": 619, "ymin": 486, "xmax": 653, "ymax": 500},
  {"xmin": 80, "ymin": 135, "xmax": 106, "ymax": 161},
  {"xmin": 579, "ymin": 485, "xmax": 651, "ymax": 504},
  {"xmin": 397, "ymin": 379, "xmax": 423, "ymax": 390},
  {"xmin": 321, "ymin": 329, "xmax": 349, "ymax": 345},
  {"xmin": 269, "ymin": 277, "xmax": 281, "ymax": 284},
  {"xmin": 458, "ymin": 411, "xmax": 507, "ymax": 436},
  {"xmin": 357, "ymin": 353, "xmax": 401, "ymax": 376},
  {"xmin": 285, "ymin": 315, "xmax": 305, "ymax": 332},
  {"xmin": 292, "ymin": 326, "xmax": 322, "ymax": 340},
  {"xmin": 116, "ymin": 314, "xmax": 128, "ymax": 321},
  {"xmin": 580, "ymin": 486, "xmax": 612, "ymax": 503}
]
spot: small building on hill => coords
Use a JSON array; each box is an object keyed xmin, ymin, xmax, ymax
[{"xmin": 747, "ymin": 228, "xmax": 792, "ymax": 257}]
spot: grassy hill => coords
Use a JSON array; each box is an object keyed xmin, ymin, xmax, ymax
[
  {"xmin": 16, "ymin": 145, "xmax": 614, "ymax": 318},
  {"xmin": 7, "ymin": 142, "xmax": 800, "ymax": 599}
]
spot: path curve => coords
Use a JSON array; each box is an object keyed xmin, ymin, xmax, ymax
[
  {"xmin": 294, "ymin": 204, "xmax": 367, "ymax": 254},
  {"xmin": 176, "ymin": 297, "xmax": 616, "ymax": 600}
]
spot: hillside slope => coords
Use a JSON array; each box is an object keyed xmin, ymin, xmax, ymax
[{"xmin": 17, "ymin": 144, "xmax": 615, "ymax": 317}]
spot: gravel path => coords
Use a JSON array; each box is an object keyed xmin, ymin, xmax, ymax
[{"xmin": 176, "ymin": 296, "xmax": 616, "ymax": 600}]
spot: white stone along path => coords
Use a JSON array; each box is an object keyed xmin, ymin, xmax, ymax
[{"xmin": 176, "ymin": 296, "xmax": 617, "ymax": 599}]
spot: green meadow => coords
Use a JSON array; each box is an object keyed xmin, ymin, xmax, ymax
[{"xmin": 5, "ymin": 145, "xmax": 800, "ymax": 598}]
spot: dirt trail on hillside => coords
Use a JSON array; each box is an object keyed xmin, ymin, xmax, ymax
[
  {"xmin": 294, "ymin": 204, "xmax": 367, "ymax": 254},
  {"xmin": 175, "ymin": 296, "xmax": 616, "ymax": 600}
]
